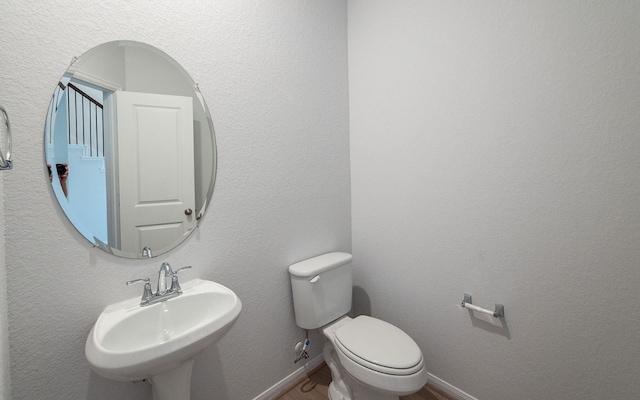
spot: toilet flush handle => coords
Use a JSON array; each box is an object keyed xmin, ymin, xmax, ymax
[{"xmin": 309, "ymin": 275, "xmax": 320, "ymax": 283}]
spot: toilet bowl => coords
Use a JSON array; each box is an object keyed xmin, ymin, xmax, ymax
[
  {"xmin": 289, "ymin": 252, "xmax": 427, "ymax": 400},
  {"xmin": 323, "ymin": 316, "xmax": 427, "ymax": 400}
]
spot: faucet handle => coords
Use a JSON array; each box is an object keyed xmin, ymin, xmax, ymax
[
  {"xmin": 169, "ymin": 266, "xmax": 192, "ymax": 294},
  {"xmin": 126, "ymin": 278, "xmax": 150, "ymax": 286},
  {"xmin": 174, "ymin": 266, "xmax": 192, "ymax": 274},
  {"xmin": 126, "ymin": 278, "xmax": 153, "ymax": 304}
]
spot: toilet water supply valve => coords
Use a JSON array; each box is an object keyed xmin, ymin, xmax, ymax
[{"xmin": 294, "ymin": 330, "xmax": 310, "ymax": 363}]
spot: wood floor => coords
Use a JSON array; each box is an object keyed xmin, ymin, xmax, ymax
[{"xmin": 276, "ymin": 364, "xmax": 453, "ymax": 400}]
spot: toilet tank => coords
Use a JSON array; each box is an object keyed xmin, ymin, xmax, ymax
[{"xmin": 288, "ymin": 252, "xmax": 353, "ymax": 329}]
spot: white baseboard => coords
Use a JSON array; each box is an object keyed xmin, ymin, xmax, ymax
[
  {"xmin": 251, "ymin": 356, "xmax": 476, "ymax": 400},
  {"xmin": 252, "ymin": 354, "xmax": 324, "ymax": 400},
  {"xmin": 427, "ymin": 372, "xmax": 478, "ymax": 400}
]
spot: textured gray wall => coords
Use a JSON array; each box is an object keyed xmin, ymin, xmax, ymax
[
  {"xmin": 0, "ymin": 171, "xmax": 9, "ymax": 399},
  {"xmin": 0, "ymin": 1, "xmax": 350, "ymax": 399},
  {"xmin": 349, "ymin": 1, "xmax": 640, "ymax": 399}
]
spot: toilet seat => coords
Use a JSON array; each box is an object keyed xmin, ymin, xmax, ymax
[{"xmin": 334, "ymin": 316, "xmax": 424, "ymax": 376}]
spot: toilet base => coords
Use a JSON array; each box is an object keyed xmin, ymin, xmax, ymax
[
  {"xmin": 328, "ymin": 382, "xmax": 349, "ymax": 400},
  {"xmin": 327, "ymin": 374, "xmax": 401, "ymax": 400},
  {"xmin": 324, "ymin": 338, "xmax": 401, "ymax": 400}
]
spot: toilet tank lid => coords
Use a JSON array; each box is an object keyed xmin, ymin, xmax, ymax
[{"xmin": 289, "ymin": 252, "xmax": 353, "ymax": 277}]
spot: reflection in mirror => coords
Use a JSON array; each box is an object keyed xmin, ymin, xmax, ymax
[{"xmin": 44, "ymin": 41, "xmax": 216, "ymax": 258}]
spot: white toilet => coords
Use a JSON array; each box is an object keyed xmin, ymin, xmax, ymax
[{"xmin": 289, "ymin": 252, "xmax": 428, "ymax": 400}]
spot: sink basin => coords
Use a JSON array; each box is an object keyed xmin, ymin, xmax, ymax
[{"xmin": 85, "ymin": 278, "xmax": 242, "ymax": 390}]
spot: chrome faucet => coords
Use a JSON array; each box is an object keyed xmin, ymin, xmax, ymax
[
  {"xmin": 157, "ymin": 262, "xmax": 174, "ymax": 295},
  {"xmin": 126, "ymin": 263, "xmax": 192, "ymax": 306}
]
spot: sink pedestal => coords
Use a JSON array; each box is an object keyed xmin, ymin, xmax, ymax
[{"xmin": 150, "ymin": 360, "xmax": 194, "ymax": 400}]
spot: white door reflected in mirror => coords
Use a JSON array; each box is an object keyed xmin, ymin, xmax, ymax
[{"xmin": 111, "ymin": 91, "xmax": 196, "ymax": 254}]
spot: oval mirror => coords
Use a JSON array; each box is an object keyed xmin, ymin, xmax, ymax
[{"xmin": 44, "ymin": 41, "xmax": 216, "ymax": 259}]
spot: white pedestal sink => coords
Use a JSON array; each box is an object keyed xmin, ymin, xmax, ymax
[{"xmin": 85, "ymin": 279, "xmax": 242, "ymax": 400}]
